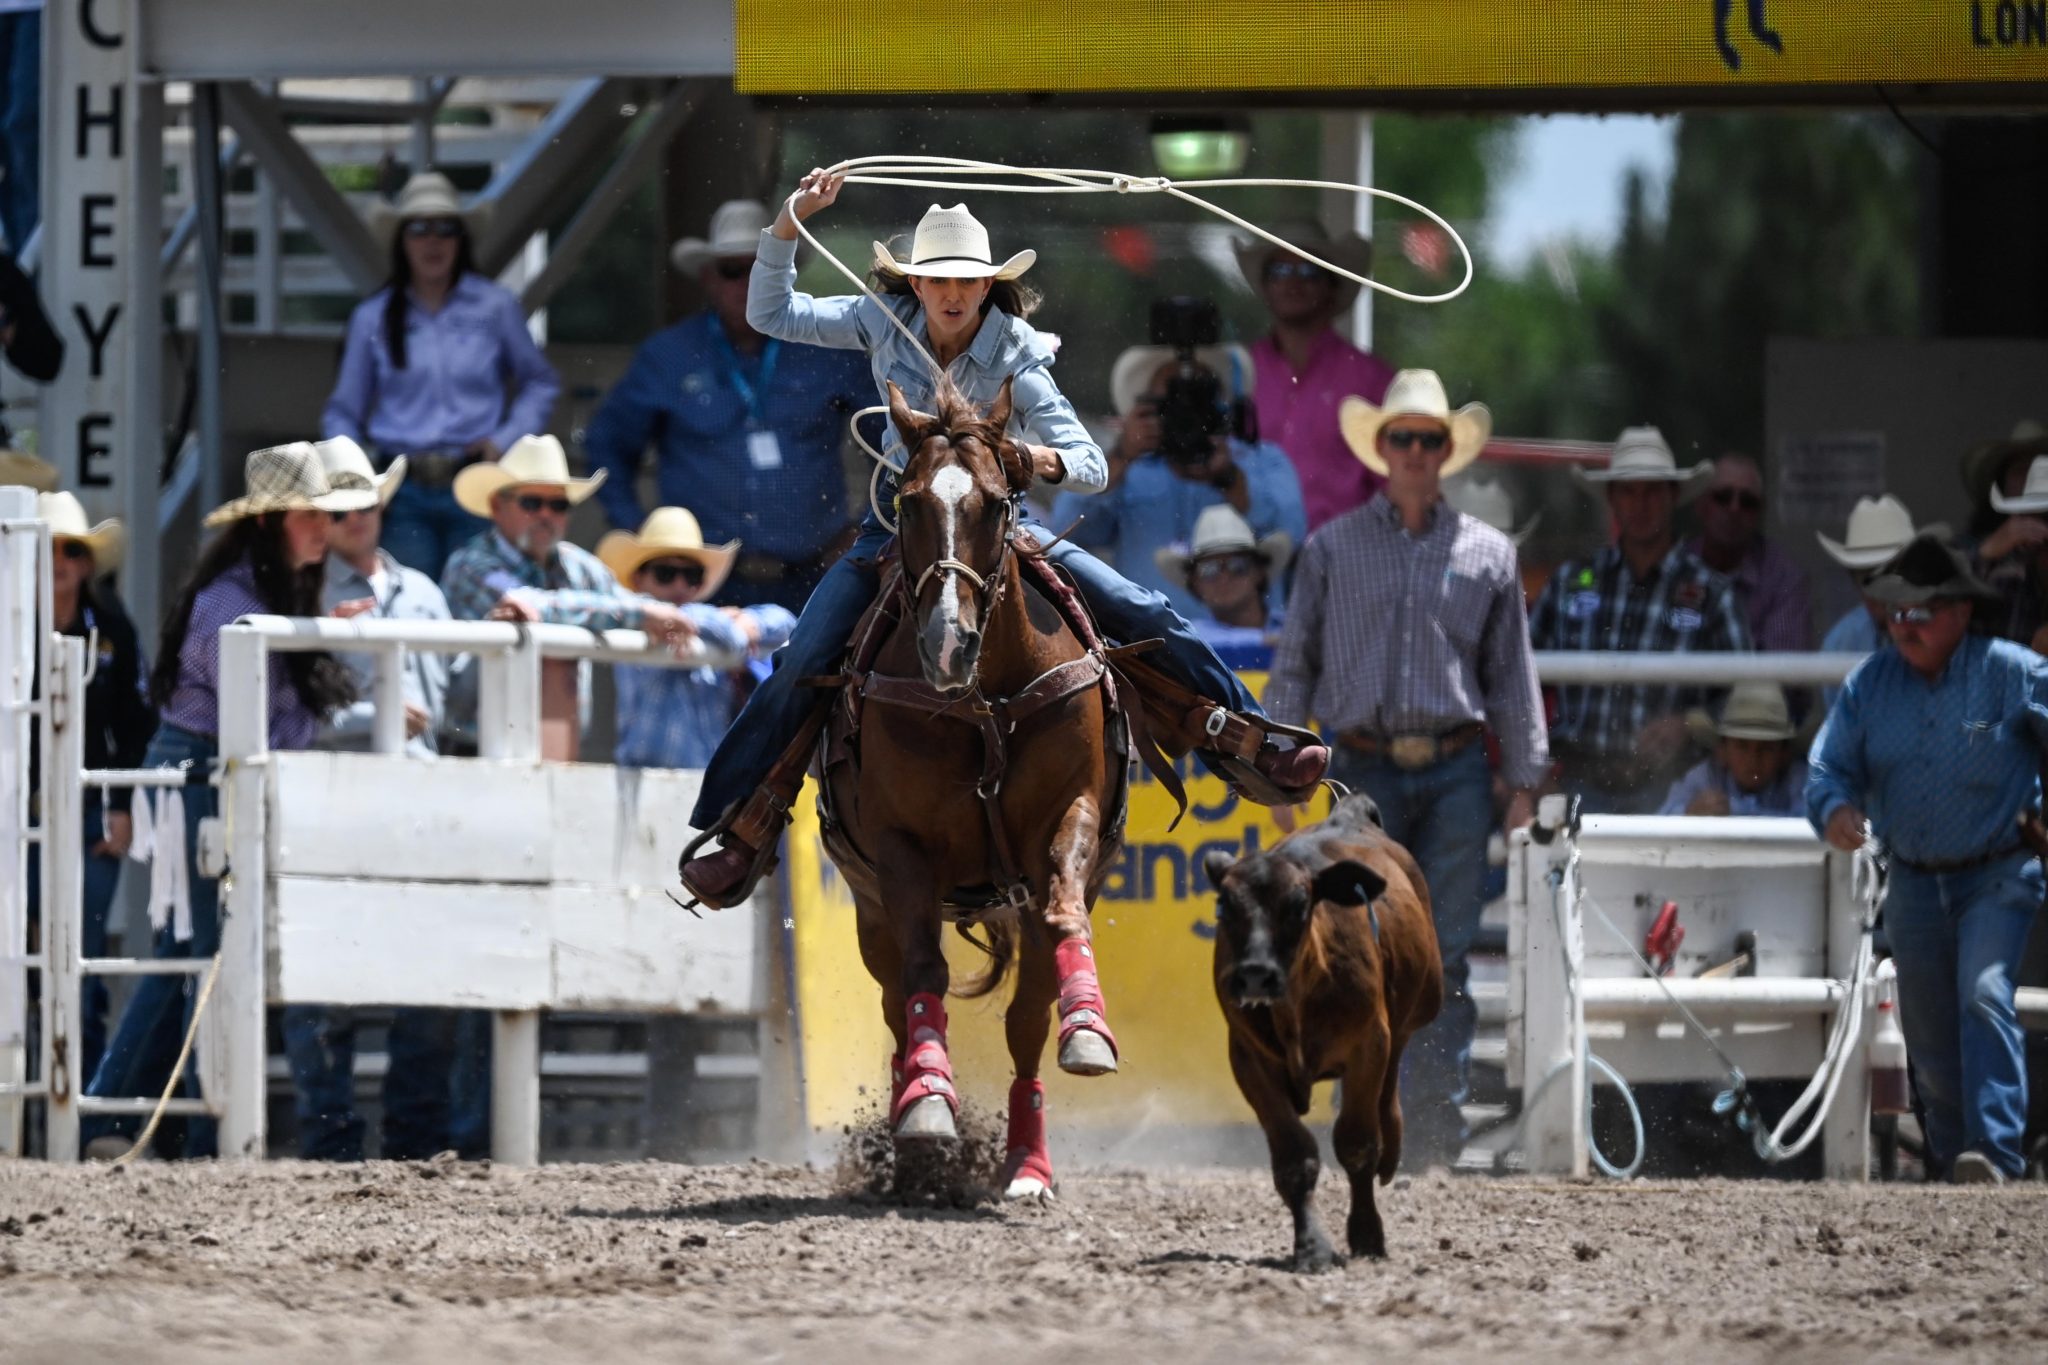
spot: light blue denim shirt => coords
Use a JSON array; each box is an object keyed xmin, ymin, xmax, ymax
[
  {"xmin": 745, "ymin": 230, "xmax": 1106, "ymax": 492},
  {"xmin": 319, "ymin": 549, "xmax": 452, "ymax": 759}
]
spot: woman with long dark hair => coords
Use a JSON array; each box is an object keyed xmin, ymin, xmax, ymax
[
  {"xmin": 321, "ymin": 172, "xmax": 559, "ymax": 579},
  {"xmin": 80, "ymin": 443, "xmax": 373, "ymax": 1160}
]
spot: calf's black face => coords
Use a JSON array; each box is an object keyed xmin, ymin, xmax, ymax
[{"xmin": 1206, "ymin": 849, "xmax": 1387, "ymax": 1009}]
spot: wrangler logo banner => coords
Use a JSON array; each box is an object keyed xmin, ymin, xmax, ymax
[{"xmin": 737, "ymin": 1, "xmax": 2048, "ymax": 95}]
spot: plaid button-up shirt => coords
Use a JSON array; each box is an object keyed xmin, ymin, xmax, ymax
[
  {"xmin": 1266, "ymin": 495, "xmax": 1550, "ymax": 789},
  {"xmin": 1527, "ymin": 543, "xmax": 1752, "ymax": 758},
  {"xmin": 440, "ymin": 530, "xmax": 647, "ymax": 629}
]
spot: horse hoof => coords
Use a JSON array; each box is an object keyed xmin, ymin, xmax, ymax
[
  {"xmin": 1058, "ymin": 1029, "xmax": 1118, "ymax": 1076},
  {"xmin": 893, "ymin": 1095, "xmax": 959, "ymax": 1142},
  {"xmin": 1004, "ymin": 1176, "xmax": 1054, "ymax": 1203}
]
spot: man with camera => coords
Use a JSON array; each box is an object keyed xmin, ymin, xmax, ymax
[{"xmin": 1051, "ymin": 301, "xmax": 1304, "ymax": 621}]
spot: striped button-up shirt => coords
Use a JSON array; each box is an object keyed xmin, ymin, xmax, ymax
[
  {"xmin": 440, "ymin": 529, "xmax": 647, "ymax": 629},
  {"xmin": 1527, "ymin": 543, "xmax": 1751, "ymax": 758},
  {"xmin": 160, "ymin": 560, "xmax": 323, "ymax": 749},
  {"xmin": 1266, "ymin": 495, "xmax": 1549, "ymax": 789}
]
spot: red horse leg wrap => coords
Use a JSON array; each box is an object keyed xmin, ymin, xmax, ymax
[
  {"xmin": 893, "ymin": 992, "xmax": 958, "ymax": 1127},
  {"xmin": 1054, "ymin": 938, "xmax": 1119, "ymax": 1059},
  {"xmin": 1002, "ymin": 1077, "xmax": 1054, "ymax": 1192}
]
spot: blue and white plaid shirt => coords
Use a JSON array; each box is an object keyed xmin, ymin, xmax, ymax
[
  {"xmin": 440, "ymin": 529, "xmax": 648, "ymax": 629},
  {"xmin": 613, "ymin": 603, "xmax": 794, "ymax": 770}
]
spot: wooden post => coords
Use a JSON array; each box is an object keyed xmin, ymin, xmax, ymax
[
  {"xmin": 479, "ymin": 631, "xmax": 544, "ymax": 1164},
  {"xmin": 212, "ymin": 627, "xmax": 271, "ymax": 1158}
]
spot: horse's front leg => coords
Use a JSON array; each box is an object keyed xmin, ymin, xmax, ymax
[
  {"xmin": 874, "ymin": 833, "xmax": 958, "ymax": 1141},
  {"xmin": 1040, "ymin": 795, "xmax": 1117, "ymax": 1077}
]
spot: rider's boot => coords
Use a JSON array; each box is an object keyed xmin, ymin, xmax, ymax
[
  {"xmin": 1189, "ymin": 701, "xmax": 1331, "ymax": 807},
  {"xmin": 677, "ymin": 705, "xmax": 827, "ymax": 909}
]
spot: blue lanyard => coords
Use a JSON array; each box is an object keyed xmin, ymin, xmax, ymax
[{"xmin": 711, "ymin": 327, "xmax": 779, "ymax": 428}]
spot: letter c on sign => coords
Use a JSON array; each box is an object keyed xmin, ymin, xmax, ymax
[{"xmin": 80, "ymin": 0, "xmax": 122, "ymax": 48}]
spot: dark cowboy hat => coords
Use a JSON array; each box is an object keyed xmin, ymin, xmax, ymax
[
  {"xmin": 1960, "ymin": 418, "xmax": 2048, "ymax": 505},
  {"xmin": 1861, "ymin": 533, "xmax": 1999, "ymax": 606}
]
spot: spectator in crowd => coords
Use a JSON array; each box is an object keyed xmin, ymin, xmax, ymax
[
  {"xmin": 0, "ymin": 1, "xmax": 39, "ymax": 251},
  {"xmin": 1658, "ymin": 682, "xmax": 1805, "ymax": 816},
  {"xmin": 1052, "ymin": 344, "xmax": 1304, "ymax": 620},
  {"xmin": 1686, "ymin": 453, "xmax": 1811, "ymax": 650},
  {"xmin": 2, "ymin": 247, "xmax": 62, "ymax": 380},
  {"xmin": 1977, "ymin": 454, "xmax": 2048, "ymax": 653},
  {"xmin": 1444, "ymin": 474, "xmax": 1538, "ymax": 599},
  {"xmin": 1962, "ymin": 418, "xmax": 2047, "ymax": 549},
  {"xmin": 1, "ymin": 440, "xmax": 56, "ymax": 490},
  {"xmin": 26, "ymin": 492, "xmax": 152, "ymax": 1083},
  {"xmin": 584, "ymin": 201, "xmax": 872, "ymax": 613},
  {"xmin": 1808, "ymin": 533, "xmax": 2047, "ymax": 1183},
  {"xmin": 1529, "ymin": 427, "xmax": 1751, "ymax": 814},
  {"xmin": 1151, "ymin": 504, "xmax": 1291, "ymax": 655},
  {"xmin": 1238, "ymin": 223, "xmax": 1391, "ymax": 533},
  {"xmin": 1267, "ymin": 368, "xmax": 1547, "ymax": 1169},
  {"xmin": 600, "ymin": 506, "xmax": 793, "ymax": 771},
  {"xmin": 322, "ymin": 172, "xmax": 560, "ymax": 580},
  {"xmin": 1815, "ymin": 494, "xmax": 1935, "ymax": 708},
  {"xmin": 82, "ymin": 444, "xmax": 373, "ymax": 1160}
]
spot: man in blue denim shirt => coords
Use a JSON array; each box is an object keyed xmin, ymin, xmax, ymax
[
  {"xmin": 1807, "ymin": 533, "xmax": 2048, "ymax": 1183},
  {"xmin": 584, "ymin": 201, "xmax": 871, "ymax": 612}
]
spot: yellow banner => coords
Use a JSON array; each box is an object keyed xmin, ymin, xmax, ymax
[
  {"xmin": 737, "ymin": 1, "xmax": 2048, "ymax": 95},
  {"xmin": 784, "ymin": 671, "xmax": 1336, "ymax": 1138}
]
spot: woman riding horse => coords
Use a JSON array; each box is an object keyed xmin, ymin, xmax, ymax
[{"xmin": 680, "ymin": 169, "xmax": 1329, "ymax": 910}]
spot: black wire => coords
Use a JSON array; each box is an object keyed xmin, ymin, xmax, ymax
[{"xmin": 1874, "ymin": 84, "xmax": 1944, "ymax": 162}]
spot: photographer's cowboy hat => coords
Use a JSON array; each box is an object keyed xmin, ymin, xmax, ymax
[
  {"xmin": 1109, "ymin": 344, "xmax": 1256, "ymax": 418},
  {"xmin": 0, "ymin": 447, "xmax": 57, "ymax": 491},
  {"xmin": 37, "ymin": 490, "xmax": 124, "ymax": 571},
  {"xmin": 452, "ymin": 433, "xmax": 607, "ymax": 519},
  {"xmin": 1233, "ymin": 222, "xmax": 1373, "ymax": 312},
  {"xmin": 1339, "ymin": 369, "xmax": 1492, "ymax": 478},
  {"xmin": 671, "ymin": 200, "xmax": 770, "ymax": 274},
  {"xmin": 1816, "ymin": 494, "xmax": 1943, "ymax": 570},
  {"xmin": 871, "ymin": 204, "xmax": 1035, "ymax": 281},
  {"xmin": 1444, "ymin": 474, "xmax": 1541, "ymax": 545},
  {"xmin": 1572, "ymin": 425, "xmax": 1712, "ymax": 498},
  {"xmin": 367, "ymin": 172, "xmax": 489, "ymax": 251},
  {"xmin": 1153, "ymin": 504, "xmax": 1293, "ymax": 583},
  {"xmin": 1862, "ymin": 533, "xmax": 1999, "ymax": 605},
  {"xmin": 1961, "ymin": 418, "xmax": 2048, "ymax": 505},
  {"xmin": 313, "ymin": 435, "xmax": 405, "ymax": 508},
  {"xmin": 597, "ymin": 506, "xmax": 739, "ymax": 597},
  {"xmin": 1990, "ymin": 455, "xmax": 2048, "ymax": 515},
  {"xmin": 204, "ymin": 443, "xmax": 377, "ymax": 528}
]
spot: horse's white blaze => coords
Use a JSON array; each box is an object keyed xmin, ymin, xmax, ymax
[{"xmin": 928, "ymin": 464, "xmax": 975, "ymax": 676}]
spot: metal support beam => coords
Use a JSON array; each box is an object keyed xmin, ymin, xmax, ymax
[
  {"xmin": 216, "ymin": 81, "xmax": 383, "ymax": 294},
  {"xmin": 472, "ymin": 78, "xmax": 643, "ymax": 277},
  {"xmin": 124, "ymin": 83, "xmax": 166, "ymax": 638},
  {"xmin": 162, "ymin": 137, "xmax": 242, "ymax": 277},
  {"xmin": 192, "ymin": 84, "xmax": 228, "ymax": 521}
]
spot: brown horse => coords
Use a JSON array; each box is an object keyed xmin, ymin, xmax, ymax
[{"xmin": 814, "ymin": 378, "xmax": 1127, "ymax": 1200}]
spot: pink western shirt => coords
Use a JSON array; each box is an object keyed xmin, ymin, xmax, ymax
[{"xmin": 1250, "ymin": 329, "xmax": 1396, "ymax": 533}]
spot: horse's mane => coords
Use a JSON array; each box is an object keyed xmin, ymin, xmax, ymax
[{"xmin": 903, "ymin": 377, "xmax": 1008, "ymax": 477}]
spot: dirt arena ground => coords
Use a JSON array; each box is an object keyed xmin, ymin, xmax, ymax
[{"xmin": 2, "ymin": 1155, "xmax": 2045, "ymax": 1364}]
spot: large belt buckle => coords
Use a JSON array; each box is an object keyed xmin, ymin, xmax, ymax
[{"xmin": 1388, "ymin": 734, "xmax": 1438, "ymax": 771}]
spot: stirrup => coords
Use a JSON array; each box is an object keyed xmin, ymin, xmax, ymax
[{"xmin": 675, "ymin": 815, "xmax": 785, "ymax": 912}]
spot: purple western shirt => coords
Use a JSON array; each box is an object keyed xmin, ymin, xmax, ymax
[
  {"xmin": 160, "ymin": 561, "xmax": 322, "ymax": 749},
  {"xmin": 1683, "ymin": 534, "xmax": 1813, "ymax": 652},
  {"xmin": 1249, "ymin": 329, "xmax": 1395, "ymax": 534}
]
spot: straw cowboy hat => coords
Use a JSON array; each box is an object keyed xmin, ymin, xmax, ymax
[
  {"xmin": 1339, "ymin": 369, "xmax": 1492, "ymax": 479},
  {"xmin": 1153, "ymin": 503, "xmax": 1293, "ymax": 583},
  {"xmin": 597, "ymin": 506, "xmax": 739, "ymax": 597},
  {"xmin": 367, "ymin": 172, "xmax": 490, "ymax": 251},
  {"xmin": 1961, "ymin": 418, "xmax": 2048, "ymax": 505},
  {"xmin": 1444, "ymin": 474, "xmax": 1541, "ymax": 545},
  {"xmin": 1572, "ymin": 425, "xmax": 1712, "ymax": 496},
  {"xmin": 203, "ymin": 442, "xmax": 378, "ymax": 528},
  {"xmin": 1862, "ymin": 533, "xmax": 1999, "ymax": 606},
  {"xmin": 313, "ymin": 435, "xmax": 405, "ymax": 508},
  {"xmin": 1714, "ymin": 682, "xmax": 1797, "ymax": 742},
  {"xmin": 1990, "ymin": 454, "xmax": 2048, "ymax": 515},
  {"xmin": 1815, "ymin": 494, "xmax": 1943, "ymax": 570},
  {"xmin": 0, "ymin": 447, "xmax": 57, "ymax": 491},
  {"xmin": 38, "ymin": 490, "xmax": 124, "ymax": 571},
  {"xmin": 451, "ymin": 433, "xmax": 606, "ymax": 519},
  {"xmin": 1233, "ymin": 222, "xmax": 1373, "ymax": 313},
  {"xmin": 671, "ymin": 199, "xmax": 770, "ymax": 274},
  {"xmin": 871, "ymin": 204, "xmax": 1035, "ymax": 281},
  {"xmin": 1109, "ymin": 343, "xmax": 1255, "ymax": 418}
]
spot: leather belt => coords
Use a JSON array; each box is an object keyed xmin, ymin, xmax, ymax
[
  {"xmin": 1338, "ymin": 721, "xmax": 1484, "ymax": 771},
  {"xmin": 1894, "ymin": 842, "xmax": 2028, "ymax": 875},
  {"xmin": 377, "ymin": 447, "xmax": 480, "ymax": 488}
]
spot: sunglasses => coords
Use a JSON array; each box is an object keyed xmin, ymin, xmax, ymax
[
  {"xmin": 403, "ymin": 218, "xmax": 463, "ymax": 240},
  {"xmin": 1887, "ymin": 605, "xmax": 1938, "ymax": 625},
  {"xmin": 515, "ymin": 494, "xmax": 572, "ymax": 515},
  {"xmin": 712, "ymin": 260, "xmax": 751, "ymax": 282},
  {"xmin": 646, "ymin": 560, "xmax": 707, "ymax": 588},
  {"xmin": 327, "ymin": 506, "xmax": 371, "ymax": 522},
  {"xmin": 56, "ymin": 539, "xmax": 93, "ymax": 562},
  {"xmin": 1192, "ymin": 554, "xmax": 1259, "ymax": 581},
  {"xmin": 1710, "ymin": 488, "xmax": 1763, "ymax": 511},
  {"xmin": 1264, "ymin": 259, "xmax": 1327, "ymax": 283},
  {"xmin": 1382, "ymin": 428, "xmax": 1448, "ymax": 453}
]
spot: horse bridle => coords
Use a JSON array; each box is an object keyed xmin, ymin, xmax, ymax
[{"xmin": 903, "ymin": 490, "xmax": 1021, "ymax": 614}]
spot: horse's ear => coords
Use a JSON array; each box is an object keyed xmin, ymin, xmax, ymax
[
  {"xmin": 999, "ymin": 438, "xmax": 1035, "ymax": 497},
  {"xmin": 886, "ymin": 381, "xmax": 933, "ymax": 449},
  {"xmin": 986, "ymin": 377, "xmax": 1015, "ymax": 434}
]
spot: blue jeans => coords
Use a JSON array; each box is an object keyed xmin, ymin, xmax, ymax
[
  {"xmin": 1329, "ymin": 742, "xmax": 1492, "ymax": 1151},
  {"xmin": 82, "ymin": 725, "xmax": 220, "ymax": 1158},
  {"xmin": 1885, "ymin": 852, "xmax": 2042, "ymax": 1178},
  {"xmin": 283, "ymin": 1005, "xmax": 470, "ymax": 1160},
  {"xmin": 380, "ymin": 479, "xmax": 485, "ymax": 583},
  {"xmin": 0, "ymin": 11, "xmax": 39, "ymax": 251},
  {"xmin": 689, "ymin": 511, "xmax": 1260, "ymax": 828}
]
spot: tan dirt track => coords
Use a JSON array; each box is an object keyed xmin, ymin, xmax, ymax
[{"xmin": 1, "ymin": 1158, "xmax": 2044, "ymax": 1363}]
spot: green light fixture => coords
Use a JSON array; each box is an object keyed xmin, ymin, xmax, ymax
[{"xmin": 1150, "ymin": 115, "xmax": 1250, "ymax": 179}]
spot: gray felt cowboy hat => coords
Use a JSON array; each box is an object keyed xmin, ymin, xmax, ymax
[
  {"xmin": 1154, "ymin": 504, "xmax": 1293, "ymax": 582},
  {"xmin": 1572, "ymin": 425, "xmax": 1713, "ymax": 500},
  {"xmin": 1233, "ymin": 222, "xmax": 1372, "ymax": 313},
  {"xmin": 1861, "ymin": 533, "xmax": 1999, "ymax": 606},
  {"xmin": 671, "ymin": 200, "xmax": 770, "ymax": 274},
  {"xmin": 1816, "ymin": 494, "xmax": 1945, "ymax": 571}
]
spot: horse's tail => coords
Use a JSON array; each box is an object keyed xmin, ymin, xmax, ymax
[{"xmin": 950, "ymin": 917, "xmax": 1018, "ymax": 999}]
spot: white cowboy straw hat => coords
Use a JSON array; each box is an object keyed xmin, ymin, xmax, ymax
[
  {"xmin": 37, "ymin": 490, "xmax": 125, "ymax": 571},
  {"xmin": 1990, "ymin": 454, "xmax": 2048, "ymax": 515},
  {"xmin": 366, "ymin": 172, "xmax": 490, "ymax": 251},
  {"xmin": 871, "ymin": 204, "xmax": 1035, "ymax": 281},
  {"xmin": 451, "ymin": 433, "xmax": 607, "ymax": 519},
  {"xmin": 671, "ymin": 199, "xmax": 770, "ymax": 274},
  {"xmin": 1714, "ymin": 682, "xmax": 1797, "ymax": 742},
  {"xmin": 203, "ymin": 442, "xmax": 378, "ymax": 528},
  {"xmin": 1153, "ymin": 503, "xmax": 1293, "ymax": 583},
  {"xmin": 313, "ymin": 435, "xmax": 405, "ymax": 508},
  {"xmin": 1109, "ymin": 344, "xmax": 1255, "ymax": 419},
  {"xmin": 1815, "ymin": 494, "xmax": 1941, "ymax": 570},
  {"xmin": 1338, "ymin": 369, "xmax": 1492, "ymax": 479},
  {"xmin": 1444, "ymin": 474, "xmax": 1541, "ymax": 546},
  {"xmin": 1961, "ymin": 418, "xmax": 2048, "ymax": 504},
  {"xmin": 1572, "ymin": 425, "xmax": 1712, "ymax": 497},
  {"xmin": 1232, "ymin": 222, "xmax": 1373, "ymax": 313},
  {"xmin": 0, "ymin": 448, "xmax": 58, "ymax": 491},
  {"xmin": 596, "ymin": 506, "xmax": 740, "ymax": 598}
]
